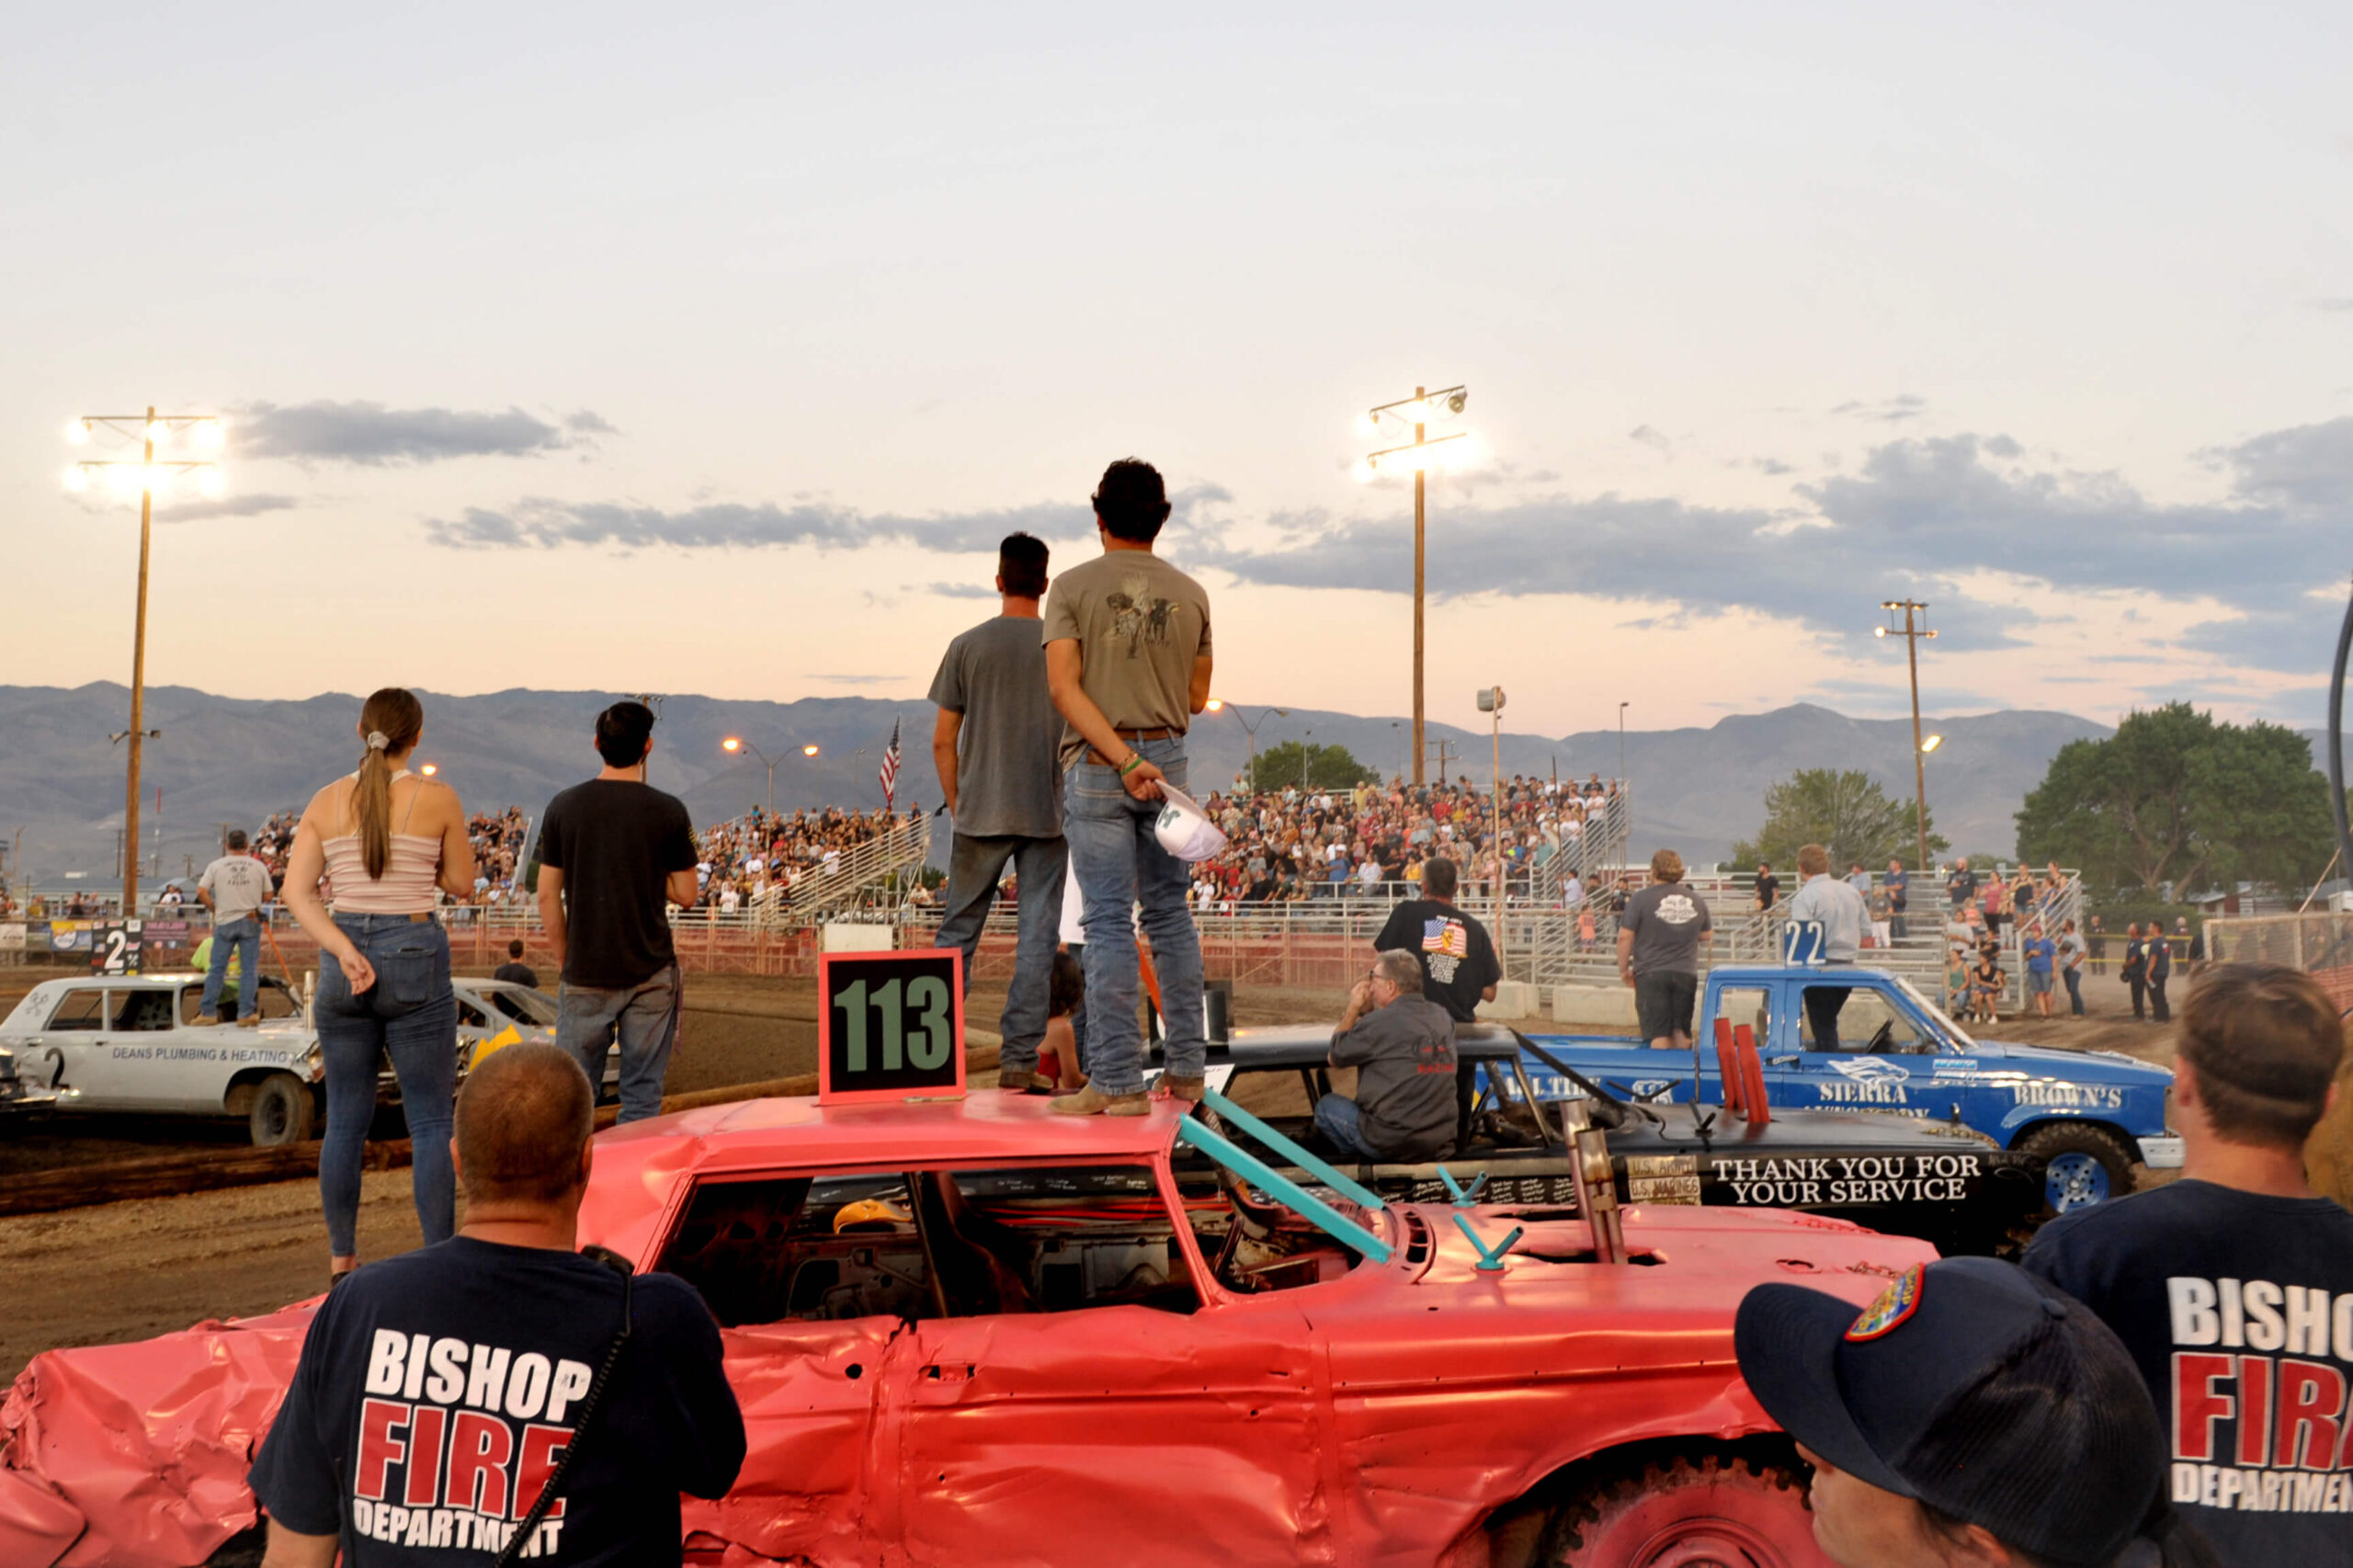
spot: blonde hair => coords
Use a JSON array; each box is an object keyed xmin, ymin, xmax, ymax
[
  {"xmin": 353, "ymin": 687, "xmax": 424, "ymax": 879},
  {"xmin": 1651, "ymin": 848, "xmax": 1685, "ymax": 882},
  {"xmin": 1796, "ymin": 843, "xmax": 1831, "ymax": 877}
]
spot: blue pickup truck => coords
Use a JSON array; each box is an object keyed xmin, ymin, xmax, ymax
[{"xmin": 1521, "ymin": 963, "xmax": 2181, "ymax": 1212}]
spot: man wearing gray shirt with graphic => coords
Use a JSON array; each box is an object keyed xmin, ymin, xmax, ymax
[
  {"xmin": 929, "ymin": 533, "xmax": 1067, "ymax": 1092},
  {"xmin": 196, "ymin": 830, "xmax": 275, "ymax": 1026},
  {"xmin": 1783, "ymin": 841, "xmax": 1868, "ymax": 1050}
]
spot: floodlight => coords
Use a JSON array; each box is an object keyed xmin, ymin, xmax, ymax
[
  {"xmin": 66, "ymin": 420, "xmax": 88, "ymax": 445},
  {"xmin": 722, "ymin": 737, "xmax": 743, "ymax": 753},
  {"xmin": 197, "ymin": 466, "xmax": 224, "ymax": 497},
  {"xmin": 1353, "ymin": 458, "xmax": 1377, "ymax": 483},
  {"xmin": 1205, "ymin": 699, "xmax": 1224, "ymax": 711},
  {"xmin": 147, "ymin": 421, "xmax": 169, "ymax": 445},
  {"xmin": 1921, "ymin": 734, "xmax": 1943, "ymax": 754},
  {"xmin": 1357, "ymin": 414, "xmax": 1379, "ymax": 438},
  {"xmin": 802, "ymin": 744, "xmax": 820, "ymax": 756},
  {"xmin": 1436, "ymin": 389, "xmax": 1468, "ymax": 417},
  {"xmin": 1874, "ymin": 626, "xmax": 1888, "ymax": 638},
  {"xmin": 420, "ymin": 763, "xmax": 439, "ymax": 777},
  {"xmin": 63, "ymin": 466, "xmax": 88, "ymax": 493},
  {"xmin": 192, "ymin": 420, "xmax": 224, "ymax": 450}
]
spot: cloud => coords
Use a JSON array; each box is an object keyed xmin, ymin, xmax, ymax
[
  {"xmin": 2222, "ymin": 415, "xmax": 2353, "ymax": 507},
  {"xmin": 426, "ymin": 497, "xmax": 1095, "ymax": 552},
  {"xmin": 1629, "ymin": 425, "xmax": 1672, "ymax": 452},
  {"xmin": 926, "ymin": 582, "xmax": 999, "ymax": 599},
  {"xmin": 162, "ymin": 494, "xmax": 300, "ymax": 521},
  {"xmin": 2314, "ymin": 299, "xmax": 2353, "ymax": 312},
  {"xmin": 1831, "ymin": 394, "xmax": 1928, "ymax": 423},
  {"xmin": 809, "ymin": 674, "xmax": 897, "ymax": 687},
  {"xmin": 1749, "ymin": 457, "xmax": 1796, "ymax": 476},
  {"xmin": 236, "ymin": 401, "xmax": 611, "ymax": 465}
]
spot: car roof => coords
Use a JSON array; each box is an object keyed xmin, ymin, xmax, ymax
[{"xmin": 599, "ymin": 1087, "xmax": 1187, "ymax": 1166}]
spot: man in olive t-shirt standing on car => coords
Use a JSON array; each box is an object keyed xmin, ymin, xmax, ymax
[
  {"xmin": 538, "ymin": 702, "xmax": 701, "ymax": 1123},
  {"xmin": 1618, "ymin": 847, "xmax": 1712, "ymax": 1051},
  {"xmin": 1042, "ymin": 459, "xmax": 1214, "ymax": 1117}
]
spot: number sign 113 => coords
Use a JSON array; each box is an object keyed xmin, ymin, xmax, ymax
[{"xmin": 818, "ymin": 949, "xmax": 966, "ymax": 1104}]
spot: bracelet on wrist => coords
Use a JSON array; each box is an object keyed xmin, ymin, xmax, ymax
[{"xmin": 1117, "ymin": 753, "xmax": 1144, "ymax": 778}]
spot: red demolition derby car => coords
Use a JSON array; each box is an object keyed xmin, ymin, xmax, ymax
[{"xmin": 0, "ymin": 1089, "xmax": 1935, "ymax": 1568}]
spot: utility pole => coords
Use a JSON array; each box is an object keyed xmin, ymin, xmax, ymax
[
  {"xmin": 1426, "ymin": 737, "xmax": 1458, "ymax": 781},
  {"xmin": 1479, "ymin": 687, "xmax": 1506, "ymax": 898},
  {"xmin": 1878, "ymin": 600, "xmax": 1938, "ymax": 877},
  {"xmin": 1356, "ymin": 384, "xmax": 1470, "ymax": 787},
  {"xmin": 1618, "ymin": 700, "xmax": 1629, "ymax": 786},
  {"xmin": 69, "ymin": 409, "xmax": 222, "ymax": 915}
]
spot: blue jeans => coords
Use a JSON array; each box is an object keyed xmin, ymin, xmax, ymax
[
  {"xmin": 1314, "ymin": 1094, "xmax": 1375, "ymax": 1159},
  {"xmin": 317, "ymin": 915, "xmax": 457, "ymax": 1258},
  {"xmin": 933, "ymin": 832, "xmax": 1067, "ymax": 1074},
  {"xmin": 557, "ymin": 964, "xmax": 680, "ymax": 1123},
  {"xmin": 201, "ymin": 916, "xmax": 260, "ymax": 1017},
  {"xmin": 1064, "ymin": 738, "xmax": 1205, "ymax": 1096}
]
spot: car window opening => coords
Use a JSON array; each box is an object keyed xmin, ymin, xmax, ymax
[{"xmin": 46, "ymin": 990, "xmax": 108, "ymax": 1031}]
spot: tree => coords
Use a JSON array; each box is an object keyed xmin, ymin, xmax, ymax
[
  {"xmin": 1731, "ymin": 769, "xmax": 1947, "ymax": 871},
  {"xmin": 1249, "ymin": 741, "xmax": 1379, "ymax": 794},
  {"xmin": 2016, "ymin": 702, "xmax": 2335, "ymax": 897}
]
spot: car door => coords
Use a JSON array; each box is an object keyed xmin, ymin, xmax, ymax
[
  {"xmin": 1778, "ymin": 981, "xmax": 1937, "ymax": 1117},
  {"xmin": 18, "ymin": 985, "xmax": 108, "ymax": 1105},
  {"xmin": 100, "ymin": 984, "xmax": 202, "ymax": 1110},
  {"xmin": 653, "ymin": 1167, "xmax": 917, "ymax": 1566},
  {"xmin": 892, "ymin": 1162, "xmax": 1330, "ymax": 1566}
]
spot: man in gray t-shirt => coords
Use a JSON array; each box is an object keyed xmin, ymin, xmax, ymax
[
  {"xmin": 1616, "ymin": 847, "xmax": 1712, "ymax": 1050},
  {"xmin": 1316, "ymin": 949, "xmax": 1461, "ymax": 1162},
  {"xmin": 927, "ymin": 533, "xmax": 1068, "ymax": 1091},
  {"xmin": 197, "ymin": 830, "xmax": 275, "ymax": 1025}
]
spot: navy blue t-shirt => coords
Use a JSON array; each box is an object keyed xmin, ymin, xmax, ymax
[
  {"xmin": 250, "ymin": 1237, "xmax": 745, "ymax": 1565},
  {"xmin": 2024, "ymin": 1180, "xmax": 2353, "ymax": 1564}
]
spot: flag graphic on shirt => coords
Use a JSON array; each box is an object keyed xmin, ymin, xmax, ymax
[
  {"xmin": 1422, "ymin": 917, "xmax": 1469, "ymax": 960},
  {"xmin": 879, "ymin": 721, "xmax": 902, "ymax": 808}
]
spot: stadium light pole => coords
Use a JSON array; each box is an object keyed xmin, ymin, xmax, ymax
[
  {"xmin": 1357, "ymin": 384, "xmax": 1471, "ymax": 789},
  {"xmin": 1210, "ymin": 700, "xmax": 1288, "ymax": 790},
  {"xmin": 1877, "ymin": 600, "xmax": 1938, "ymax": 877},
  {"xmin": 69, "ymin": 409, "xmax": 222, "ymax": 915},
  {"xmin": 722, "ymin": 736, "xmax": 781, "ymax": 815},
  {"xmin": 1618, "ymin": 700, "xmax": 1629, "ymax": 786}
]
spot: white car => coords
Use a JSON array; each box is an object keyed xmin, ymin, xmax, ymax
[{"xmin": 0, "ymin": 971, "xmax": 322, "ymax": 1145}]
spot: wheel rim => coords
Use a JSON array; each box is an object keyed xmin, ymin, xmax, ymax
[
  {"xmin": 1627, "ymin": 1516, "xmax": 1794, "ymax": 1567},
  {"xmin": 259, "ymin": 1091, "xmax": 290, "ymax": 1141},
  {"xmin": 2045, "ymin": 1151, "xmax": 2110, "ymax": 1210}
]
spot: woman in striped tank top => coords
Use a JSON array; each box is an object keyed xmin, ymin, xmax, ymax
[{"xmin": 280, "ymin": 688, "xmax": 477, "ymax": 1283}]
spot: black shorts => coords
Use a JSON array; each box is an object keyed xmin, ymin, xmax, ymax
[{"xmin": 1635, "ymin": 971, "xmax": 1699, "ymax": 1042}]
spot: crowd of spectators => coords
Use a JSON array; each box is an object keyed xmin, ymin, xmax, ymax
[
  {"xmin": 1179, "ymin": 772, "xmax": 1625, "ymax": 913},
  {"xmin": 691, "ymin": 803, "xmax": 920, "ymax": 912}
]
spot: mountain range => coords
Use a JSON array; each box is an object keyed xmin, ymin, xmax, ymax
[{"xmin": 0, "ymin": 683, "xmax": 2117, "ymax": 886}]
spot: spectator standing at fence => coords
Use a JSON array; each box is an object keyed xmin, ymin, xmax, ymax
[
  {"xmin": 1785, "ymin": 843, "xmax": 1868, "ymax": 1048},
  {"xmin": 247, "ymin": 1044, "xmax": 745, "ymax": 1567},
  {"xmin": 2026, "ymin": 964, "xmax": 2349, "ymax": 1565},
  {"xmin": 279, "ymin": 687, "xmax": 475, "ymax": 1284},
  {"xmin": 1375, "ymin": 856, "xmax": 1501, "ymax": 1023},
  {"xmin": 2022, "ymin": 921, "xmax": 2057, "ymax": 1018},
  {"xmin": 1618, "ymin": 848, "xmax": 1712, "ymax": 1051},
  {"xmin": 538, "ymin": 701, "xmax": 699, "ymax": 1125},
  {"xmin": 1753, "ymin": 860, "xmax": 1780, "ymax": 913},
  {"xmin": 929, "ymin": 533, "xmax": 1069, "ymax": 1094},
  {"xmin": 1042, "ymin": 460, "xmax": 1213, "ymax": 1117},
  {"xmin": 2089, "ymin": 912, "xmax": 2109, "ymax": 973},
  {"xmin": 1885, "ymin": 857, "xmax": 1909, "ymax": 940},
  {"xmin": 1846, "ymin": 858, "xmax": 1872, "ymax": 901},
  {"xmin": 1315, "ymin": 949, "xmax": 1460, "ymax": 1163},
  {"xmin": 2146, "ymin": 921, "xmax": 2173, "ymax": 1022},
  {"xmin": 2058, "ymin": 916, "xmax": 2087, "ymax": 1017},
  {"xmin": 1864, "ymin": 881, "xmax": 1893, "ymax": 949},
  {"xmin": 195, "ymin": 829, "xmax": 275, "ymax": 1027},
  {"xmin": 494, "ymin": 937, "xmax": 538, "ymax": 990}
]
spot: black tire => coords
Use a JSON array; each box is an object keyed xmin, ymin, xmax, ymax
[
  {"xmin": 2017, "ymin": 1121, "xmax": 2137, "ymax": 1213},
  {"xmin": 1543, "ymin": 1449, "xmax": 1818, "ymax": 1567},
  {"xmin": 248, "ymin": 1073, "xmax": 317, "ymax": 1147}
]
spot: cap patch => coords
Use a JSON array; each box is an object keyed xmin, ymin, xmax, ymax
[{"xmin": 1846, "ymin": 1264, "xmax": 1925, "ymax": 1342}]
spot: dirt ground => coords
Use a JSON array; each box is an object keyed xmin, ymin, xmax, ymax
[{"xmin": 6, "ymin": 960, "xmax": 2343, "ymax": 1392}]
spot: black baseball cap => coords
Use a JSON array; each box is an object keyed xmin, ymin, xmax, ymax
[{"xmin": 1735, "ymin": 1256, "xmax": 2164, "ymax": 1568}]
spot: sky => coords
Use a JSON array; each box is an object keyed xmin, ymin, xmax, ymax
[{"xmin": 5, "ymin": 3, "xmax": 2350, "ymax": 746}]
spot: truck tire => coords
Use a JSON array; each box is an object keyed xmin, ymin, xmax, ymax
[
  {"xmin": 2018, "ymin": 1121, "xmax": 2137, "ymax": 1213},
  {"xmin": 248, "ymin": 1073, "xmax": 317, "ymax": 1147},
  {"xmin": 1544, "ymin": 1449, "xmax": 1819, "ymax": 1567}
]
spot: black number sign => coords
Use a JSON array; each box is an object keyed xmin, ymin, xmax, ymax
[
  {"xmin": 819, "ymin": 949, "xmax": 966, "ymax": 1103},
  {"xmin": 91, "ymin": 919, "xmax": 145, "ymax": 976}
]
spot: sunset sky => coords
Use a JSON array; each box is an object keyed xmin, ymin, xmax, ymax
[{"xmin": 7, "ymin": 4, "xmax": 2349, "ymax": 742}]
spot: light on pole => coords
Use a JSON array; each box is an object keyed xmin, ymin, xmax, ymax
[
  {"xmin": 73, "ymin": 412, "xmax": 222, "ymax": 915},
  {"xmin": 1478, "ymin": 687, "xmax": 1506, "ymax": 899},
  {"xmin": 1878, "ymin": 601, "xmax": 1939, "ymax": 875},
  {"xmin": 722, "ymin": 735, "xmax": 780, "ymax": 816},
  {"xmin": 1357, "ymin": 384, "xmax": 1471, "ymax": 788},
  {"xmin": 1211, "ymin": 702, "xmax": 1289, "ymax": 791}
]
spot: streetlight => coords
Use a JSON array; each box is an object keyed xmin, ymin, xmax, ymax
[
  {"xmin": 1478, "ymin": 687, "xmax": 1506, "ymax": 902},
  {"xmin": 1211, "ymin": 701, "xmax": 1289, "ymax": 791},
  {"xmin": 74, "ymin": 412, "xmax": 222, "ymax": 915},
  {"xmin": 722, "ymin": 736, "xmax": 783, "ymax": 815},
  {"xmin": 419, "ymin": 763, "xmax": 439, "ymax": 778},
  {"xmin": 1878, "ymin": 601, "xmax": 1939, "ymax": 876},
  {"xmin": 1357, "ymin": 383, "xmax": 1470, "ymax": 787}
]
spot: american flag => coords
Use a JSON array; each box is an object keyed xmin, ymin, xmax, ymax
[{"xmin": 878, "ymin": 720, "xmax": 902, "ymax": 807}]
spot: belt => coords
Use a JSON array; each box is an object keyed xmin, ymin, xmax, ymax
[{"xmin": 1112, "ymin": 726, "xmax": 1181, "ymax": 741}]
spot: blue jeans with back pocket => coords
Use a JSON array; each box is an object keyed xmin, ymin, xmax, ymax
[
  {"xmin": 1063, "ymin": 737, "xmax": 1205, "ymax": 1096},
  {"xmin": 316, "ymin": 914, "xmax": 457, "ymax": 1257}
]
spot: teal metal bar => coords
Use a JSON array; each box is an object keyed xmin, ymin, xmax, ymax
[
  {"xmin": 1451, "ymin": 1213, "xmax": 1524, "ymax": 1272},
  {"xmin": 1176, "ymin": 1117, "xmax": 1394, "ymax": 1264},
  {"xmin": 1435, "ymin": 1165, "xmax": 1488, "ymax": 1208},
  {"xmin": 1199, "ymin": 1087, "xmax": 1387, "ymax": 1212}
]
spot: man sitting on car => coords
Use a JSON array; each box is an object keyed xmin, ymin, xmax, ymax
[{"xmin": 1315, "ymin": 949, "xmax": 1460, "ymax": 1164}]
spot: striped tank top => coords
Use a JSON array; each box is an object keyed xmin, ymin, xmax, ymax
[{"xmin": 323, "ymin": 771, "xmax": 443, "ymax": 914}]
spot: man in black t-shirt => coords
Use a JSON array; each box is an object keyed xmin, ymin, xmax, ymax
[
  {"xmin": 250, "ymin": 1044, "xmax": 744, "ymax": 1566},
  {"xmin": 1752, "ymin": 862, "xmax": 1779, "ymax": 913},
  {"xmin": 538, "ymin": 702, "xmax": 701, "ymax": 1123},
  {"xmin": 492, "ymin": 939, "xmax": 538, "ymax": 991},
  {"xmin": 1946, "ymin": 857, "xmax": 1978, "ymax": 911},
  {"xmin": 2025, "ymin": 964, "xmax": 2353, "ymax": 1565},
  {"xmin": 1371, "ymin": 857, "xmax": 1501, "ymax": 1024}
]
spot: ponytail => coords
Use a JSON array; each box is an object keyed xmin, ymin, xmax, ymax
[{"xmin": 353, "ymin": 688, "xmax": 424, "ymax": 879}]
